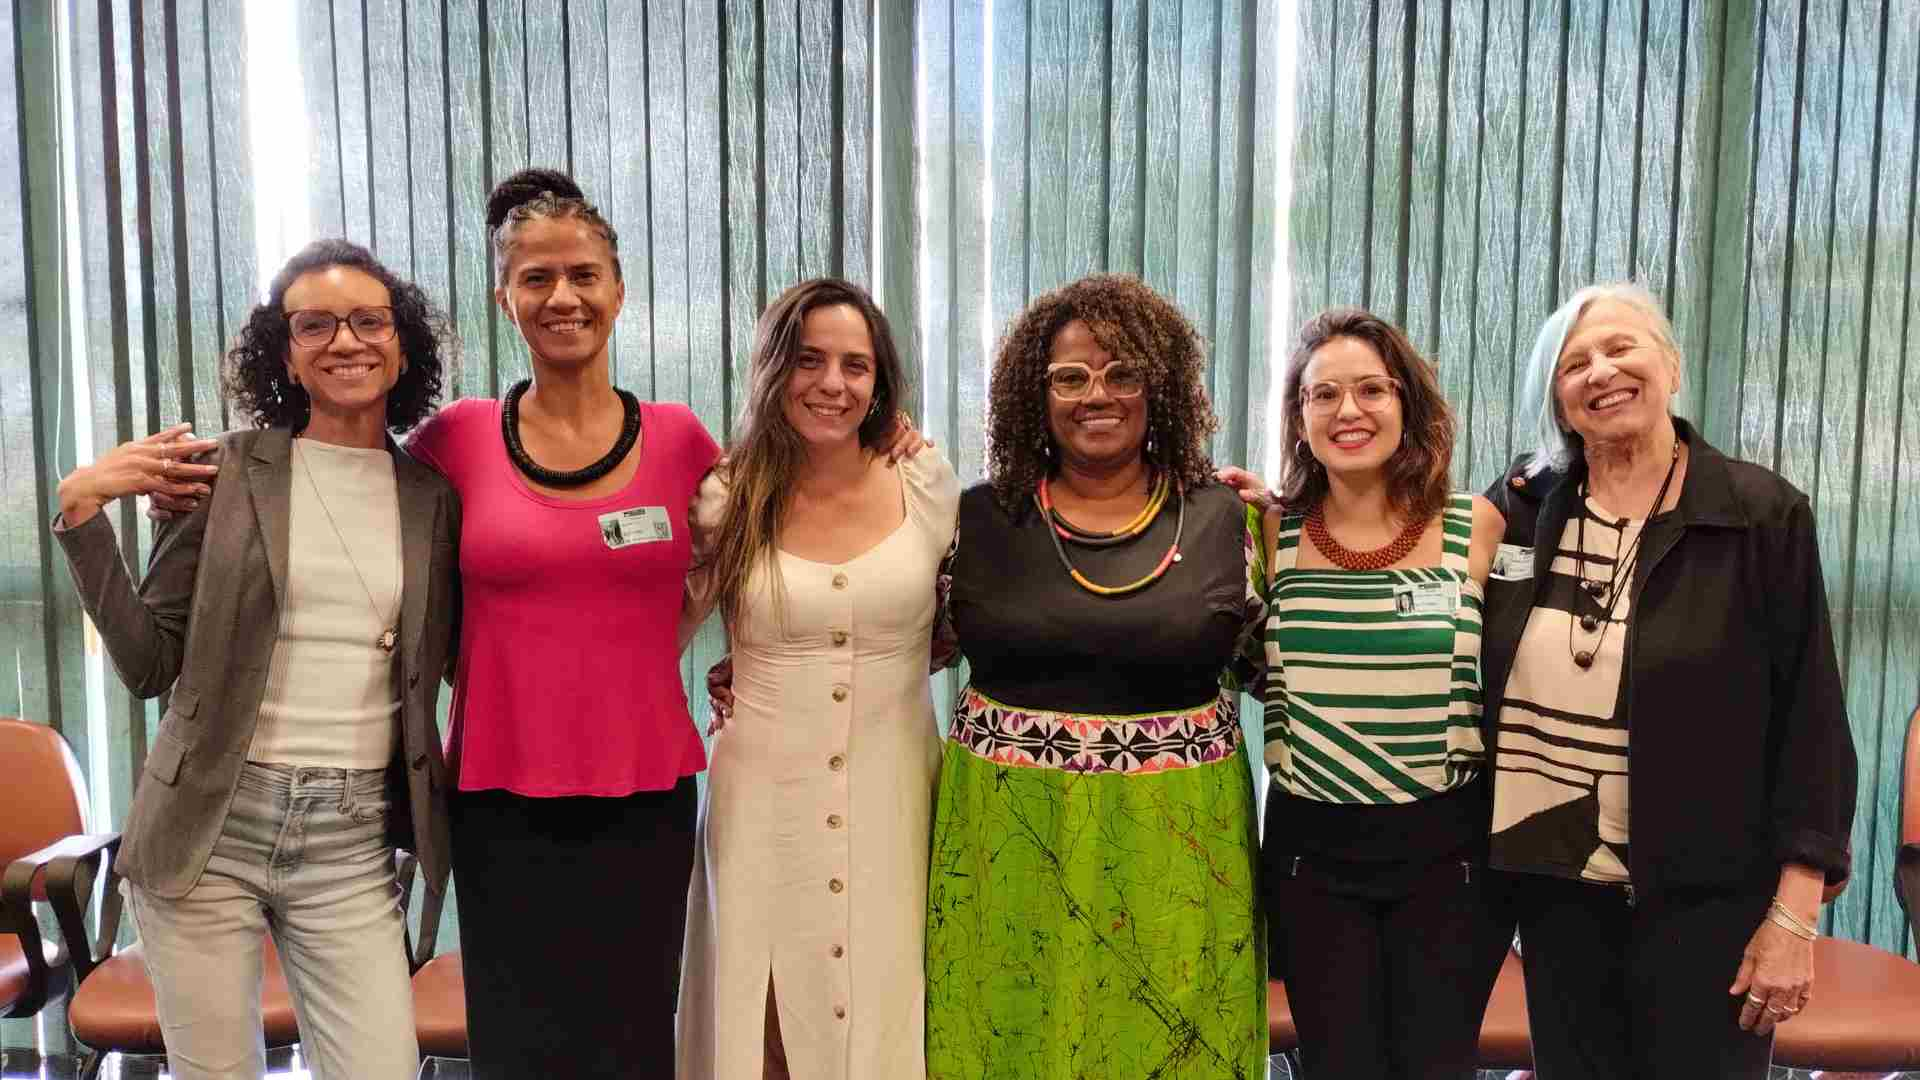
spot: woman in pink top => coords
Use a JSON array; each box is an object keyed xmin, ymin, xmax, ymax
[{"xmin": 404, "ymin": 168, "xmax": 718, "ymax": 1075}]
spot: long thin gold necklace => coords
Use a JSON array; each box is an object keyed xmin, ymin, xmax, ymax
[{"xmin": 295, "ymin": 440, "xmax": 402, "ymax": 653}]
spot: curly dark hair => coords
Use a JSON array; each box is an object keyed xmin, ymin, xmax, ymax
[
  {"xmin": 487, "ymin": 166, "xmax": 621, "ymax": 283},
  {"xmin": 223, "ymin": 239, "xmax": 451, "ymax": 432},
  {"xmin": 1276, "ymin": 306, "xmax": 1455, "ymax": 522},
  {"xmin": 986, "ymin": 273, "xmax": 1218, "ymax": 512}
]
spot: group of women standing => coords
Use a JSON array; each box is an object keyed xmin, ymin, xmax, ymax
[{"xmin": 51, "ymin": 159, "xmax": 1856, "ymax": 1080}]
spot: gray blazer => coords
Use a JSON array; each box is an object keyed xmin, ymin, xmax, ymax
[{"xmin": 55, "ymin": 427, "xmax": 459, "ymax": 901}]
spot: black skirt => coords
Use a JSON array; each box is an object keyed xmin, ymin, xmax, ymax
[{"xmin": 449, "ymin": 777, "xmax": 697, "ymax": 1078}]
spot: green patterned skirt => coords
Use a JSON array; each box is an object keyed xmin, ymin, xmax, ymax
[{"xmin": 925, "ymin": 688, "xmax": 1267, "ymax": 1078}]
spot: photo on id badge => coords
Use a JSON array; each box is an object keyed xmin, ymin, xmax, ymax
[
  {"xmin": 1393, "ymin": 580, "xmax": 1458, "ymax": 618},
  {"xmin": 600, "ymin": 505, "xmax": 672, "ymax": 550},
  {"xmin": 1491, "ymin": 543, "xmax": 1535, "ymax": 582}
]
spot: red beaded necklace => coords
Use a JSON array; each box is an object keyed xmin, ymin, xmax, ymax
[{"xmin": 1304, "ymin": 501, "xmax": 1427, "ymax": 570}]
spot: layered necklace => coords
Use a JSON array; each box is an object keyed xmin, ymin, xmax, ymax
[
  {"xmin": 1035, "ymin": 471, "xmax": 1184, "ymax": 596},
  {"xmin": 1567, "ymin": 438, "xmax": 1680, "ymax": 670},
  {"xmin": 1305, "ymin": 501, "xmax": 1427, "ymax": 570},
  {"xmin": 501, "ymin": 379, "xmax": 641, "ymax": 487}
]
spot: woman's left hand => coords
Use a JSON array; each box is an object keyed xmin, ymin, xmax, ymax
[
  {"xmin": 1730, "ymin": 917, "xmax": 1815, "ymax": 1036},
  {"xmin": 882, "ymin": 410, "xmax": 932, "ymax": 464},
  {"xmin": 1214, "ymin": 466, "xmax": 1274, "ymax": 509}
]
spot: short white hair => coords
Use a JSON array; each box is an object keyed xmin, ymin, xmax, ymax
[{"xmin": 1520, "ymin": 282, "xmax": 1682, "ymax": 475}]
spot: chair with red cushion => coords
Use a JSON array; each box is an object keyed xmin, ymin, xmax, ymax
[
  {"xmin": 407, "ymin": 880, "xmax": 468, "ymax": 1063},
  {"xmin": 0, "ymin": 716, "xmax": 92, "ymax": 1019},
  {"xmin": 1266, "ymin": 702, "xmax": 1920, "ymax": 1070},
  {"xmin": 48, "ymin": 827, "xmax": 420, "ymax": 1078}
]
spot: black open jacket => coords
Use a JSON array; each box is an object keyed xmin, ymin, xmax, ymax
[{"xmin": 1480, "ymin": 418, "xmax": 1856, "ymax": 896}]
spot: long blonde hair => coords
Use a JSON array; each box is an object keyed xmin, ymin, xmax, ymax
[{"xmin": 704, "ymin": 278, "xmax": 909, "ymax": 626}]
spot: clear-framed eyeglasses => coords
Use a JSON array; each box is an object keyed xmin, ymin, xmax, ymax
[
  {"xmin": 1046, "ymin": 361, "xmax": 1146, "ymax": 400},
  {"xmin": 1300, "ymin": 375, "xmax": 1401, "ymax": 416}
]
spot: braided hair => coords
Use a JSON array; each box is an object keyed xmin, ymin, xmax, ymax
[{"xmin": 486, "ymin": 167, "xmax": 622, "ymax": 283}]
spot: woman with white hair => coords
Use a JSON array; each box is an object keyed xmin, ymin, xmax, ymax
[{"xmin": 1479, "ymin": 284, "xmax": 1856, "ymax": 1076}]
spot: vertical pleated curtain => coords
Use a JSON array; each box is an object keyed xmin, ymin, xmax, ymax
[
  {"xmin": 3, "ymin": 0, "xmax": 1918, "ymax": 1054},
  {"xmin": 1287, "ymin": 0, "xmax": 1919, "ymax": 956},
  {"xmin": 0, "ymin": 0, "xmax": 1280, "ymax": 1052}
]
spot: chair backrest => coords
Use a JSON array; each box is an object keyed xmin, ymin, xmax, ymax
[{"xmin": 0, "ymin": 718, "xmax": 88, "ymax": 900}]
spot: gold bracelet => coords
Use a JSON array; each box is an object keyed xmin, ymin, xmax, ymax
[
  {"xmin": 1770, "ymin": 898, "xmax": 1818, "ymax": 936},
  {"xmin": 1767, "ymin": 907, "xmax": 1817, "ymax": 942}
]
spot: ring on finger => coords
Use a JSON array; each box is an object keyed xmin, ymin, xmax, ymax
[{"xmin": 1746, "ymin": 993, "xmax": 1766, "ymax": 1005}]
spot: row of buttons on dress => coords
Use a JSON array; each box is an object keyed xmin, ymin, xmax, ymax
[{"xmin": 829, "ymin": 567, "xmax": 852, "ymax": 1023}]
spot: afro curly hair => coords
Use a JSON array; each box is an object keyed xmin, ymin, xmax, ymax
[
  {"xmin": 986, "ymin": 273, "xmax": 1218, "ymax": 513},
  {"xmin": 223, "ymin": 239, "xmax": 451, "ymax": 433}
]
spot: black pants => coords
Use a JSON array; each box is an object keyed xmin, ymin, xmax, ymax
[
  {"xmin": 1266, "ymin": 848, "xmax": 1513, "ymax": 1079},
  {"xmin": 1503, "ymin": 871, "xmax": 1775, "ymax": 1078},
  {"xmin": 449, "ymin": 778, "xmax": 697, "ymax": 1079}
]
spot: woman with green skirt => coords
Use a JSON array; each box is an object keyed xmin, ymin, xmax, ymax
[{"xmin": 926, "ymin": 274, "xmax": 1268, "ymax": 1077}]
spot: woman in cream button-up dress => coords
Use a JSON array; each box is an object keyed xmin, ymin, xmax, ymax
[{"xmin": 677, "ymin": 279, "xmax": 958, "ymax": 1080}]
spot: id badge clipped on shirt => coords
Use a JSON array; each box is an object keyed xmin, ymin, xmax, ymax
[
  {"xmin": 599, "ymin": 505, "xmax": 673, "ymax": 550},
  {"xmin": 1490, "ymin": 543, "xmax": 1536, "ymax": 582},
  {"xmin": 1393, "ymin": 580, "xmax": 1459, "ymax": 618}
]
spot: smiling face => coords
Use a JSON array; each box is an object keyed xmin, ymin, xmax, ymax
[
  {"xmin": 1553, "ymin": 298, "xmax": 1680, "ymax": 445},
  {"xmin": 495, "ymin": 216, "xmax": 625, "ymax": 370},
  {"xmin": 283, "ymin": 266, "xmax": 403, "ymax": 425},
  {"xmin": 1044, "ymin": 319, "xmax": 1149, "ymax": 470},
  {"xmin": 1299, "ymin": 335, "xmax": 1404, "ymax": 480},
  {"xmin": 781, "ymin": 303, "xmax": 879, "ymax": 449}
]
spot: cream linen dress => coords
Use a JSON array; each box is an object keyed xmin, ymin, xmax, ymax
[{"xmin": 677, "ymin": 447, "xmax": 959, "ymax": 1080}]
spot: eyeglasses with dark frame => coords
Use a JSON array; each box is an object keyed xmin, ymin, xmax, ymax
[
  {"xmin": 1046, "ymin": 361, "xmax": 1146, "ymax": 400},
  {"xmin": 285, "ymin": 307, "xmax": 398, "ymax": 349},
  {"xmin": 1299, "ymin": 375, "xmax": 1402, "ymax": 416}
]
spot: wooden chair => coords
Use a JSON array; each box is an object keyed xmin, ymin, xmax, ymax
[{"xmin": 0, "ymin": 717, "xmax": 92, "ymax": 1019}]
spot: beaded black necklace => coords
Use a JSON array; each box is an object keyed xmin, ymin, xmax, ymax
[{"xmin": 500, "ymin": 378, "xmax": 641, "ymax": 488}]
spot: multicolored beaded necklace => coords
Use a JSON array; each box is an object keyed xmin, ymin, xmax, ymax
[
  {"xmin": 1035, "ymin": 472, "xmax": 1184, "ymax": 596},
  {"xmin": 1304, "ymin": 500, "xmax": 1427, "ymax": 570}
]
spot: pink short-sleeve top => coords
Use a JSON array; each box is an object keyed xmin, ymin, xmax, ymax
[{"xmin": 407, "ymin": 396, "xmax": 721, "ymax": 796}]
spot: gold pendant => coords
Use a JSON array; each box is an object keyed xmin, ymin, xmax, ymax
[{"xmin": 378, "ymin": 628, "xmax": 398, "ymax": 653}]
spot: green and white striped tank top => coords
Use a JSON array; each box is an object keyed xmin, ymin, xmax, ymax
[{"xmin": 1261, "ymin": 492, "xmax": 1485, "ymax": 803}]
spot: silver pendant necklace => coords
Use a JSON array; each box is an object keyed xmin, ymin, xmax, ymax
[{"xmin": 295, "ymin": 439, "xmax": 402, "ymax": 654}]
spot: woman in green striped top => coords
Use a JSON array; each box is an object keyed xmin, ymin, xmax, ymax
[{"xmin": 1260, "ymin": 307, "xmax": 1511, "ymax": 1079}]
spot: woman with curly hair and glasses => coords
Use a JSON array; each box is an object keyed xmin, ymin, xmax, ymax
[
  {"xmin": 924, "ymin": 274, "xmax": 1268, "ymax": 1077},
  {"xmin": 50, "ymin": 239, "xmax": 459, "ymax": 1079},
  {"xmin": 1260, "ymin": 308, "xmax": 1510, "ymax": 1078}
]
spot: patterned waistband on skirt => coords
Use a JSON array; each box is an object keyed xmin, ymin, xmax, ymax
[{"xmin": 947, "ymin": 687, "xmax": 1241, "ymax": 775}]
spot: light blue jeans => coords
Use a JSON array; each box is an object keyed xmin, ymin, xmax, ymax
[{"xmin": 128, "ymin": 762, "xmax": 418, "ymax": 1080}]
